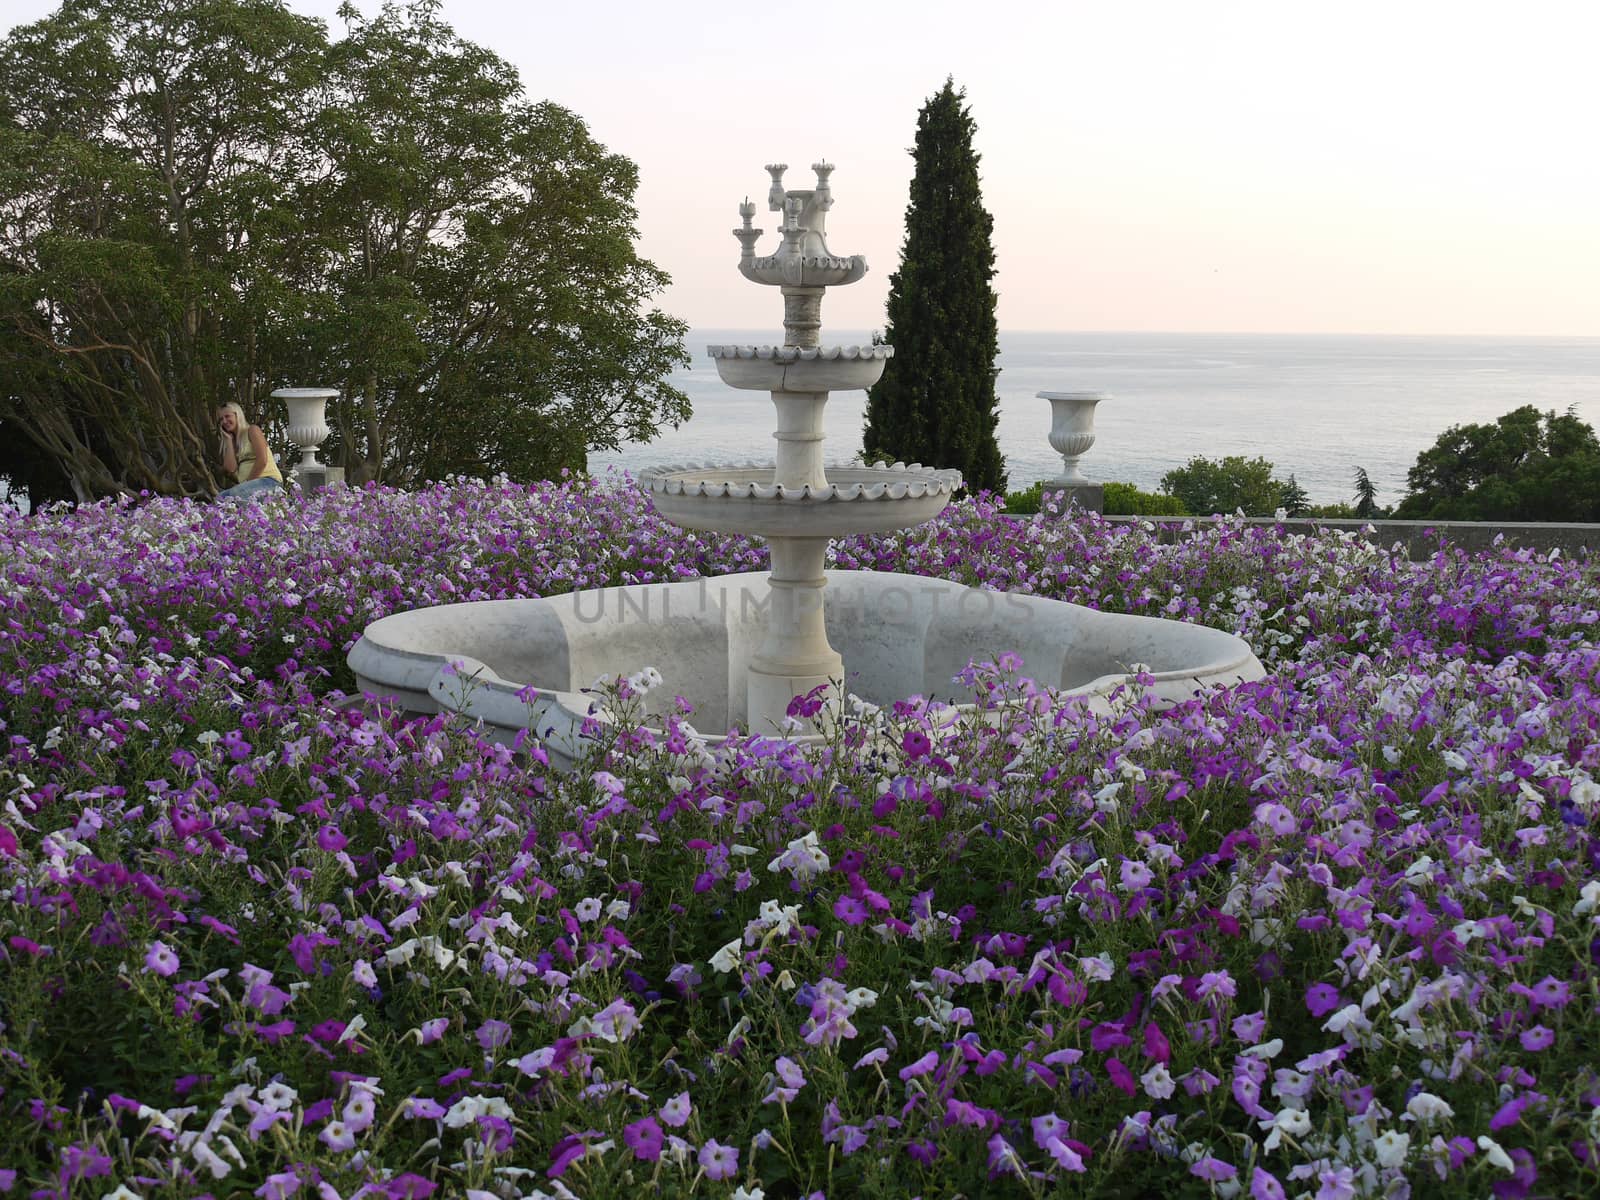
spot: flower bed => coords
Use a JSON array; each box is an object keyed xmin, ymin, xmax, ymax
[{"xmin": 1, "ymin": 478, "xmax": 1598, "ymax": 1199}]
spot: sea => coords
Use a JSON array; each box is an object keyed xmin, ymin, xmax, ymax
[
  {"xmin": 593, "ymin": 331, "xmax": 1600, "ymax": 508},
  {"xmin": 5, "ymin": 332, "xmax": 1597, "ymax": 514}
]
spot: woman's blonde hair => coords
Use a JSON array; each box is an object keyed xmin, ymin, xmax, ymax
[{"xmin": 218, "ymin": 401, "xmax": 251, "ymax": 457}]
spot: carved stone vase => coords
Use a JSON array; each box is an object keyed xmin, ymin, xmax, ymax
[
  {"xmin": 1040, "ymin": 391, "xmax": 1108, "ymax": 486},
  {"xmin": 273, "ymin": 387, "xmax": 338, "ymax": 476}
]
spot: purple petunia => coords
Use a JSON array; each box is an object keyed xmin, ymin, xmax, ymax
[
  {"xmin": 624, "ymin": 1117, "xmax": 663, "ymax": 1162},
  {"xmin": 698, "ymin": 1138, "xmax": 738, "ymax": 1181}
]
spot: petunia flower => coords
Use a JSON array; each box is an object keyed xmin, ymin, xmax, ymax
[
  {"xmin": 1304, "ymin": 982, "xmax": 1342, "ymax": 1016},
  {"xmin": 624, "ymin": 1116, "xmax": 663, "ymax": 1162},
  {"xmin": 1518, "ymin": 1025, "xmax": 1554, "ymax": 1051},
  {"xmin": 1250, "ymin": 1167, "xmax": 1287, "ymax": 1200},
  {"xmin": 698, "ymin": 1138, "xmax": 738, "ymax": 1181},
  {"xmin": 659, "ymin": 1092, "xmax": 692, "ymax": 1128},
  {"xmin": 143, "ymin": 940, "xmax": 180, "ymax": 978},
  {"xmin": 319, "ymin": 1119, "xmax": 355, "ymax": 1152}
]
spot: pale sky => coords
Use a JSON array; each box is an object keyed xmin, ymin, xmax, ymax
[{"xmin": 5, "ymin": 0, "xmax": 1598, "ymax": 335}]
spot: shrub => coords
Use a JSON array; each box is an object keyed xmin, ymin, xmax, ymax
[
  {"xmin": 1104, "ymin": 480, "xmax": 1187, "ymax": 516},
  {"xmin": 1160, "ymin": 455, "xmax": 1288, "ymax": 517}
]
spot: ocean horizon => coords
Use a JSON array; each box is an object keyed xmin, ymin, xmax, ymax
[
  {"xmin": 6, "ymin": 331, "xmax": 1597, "ymax": 513},
  {"xmin": 594, "ymin": 330, "xmax": 1600, "ymax": 507}
]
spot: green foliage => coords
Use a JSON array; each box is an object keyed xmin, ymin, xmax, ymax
[
  {"xmin": 1394, "ymin": 405, "xmax": 1600, "ymax": 522},
  {"xmin": 1104, "ymin": 479, "xmax": 1187, "ymax": 515},
  {"xmin": 1001, "ymin": 480, "xmax": 1187, "ymax": 516},
  {"xmin": 1353, "ymin": 465, "xmax": 1382, "ymax": 517},
  {"xmin": 1278, "ymin": 473, "xmax": 1310, "ymax": 517},
  {"xmin": 0, "ymin": 0, "xmax": 688, "ymax": 498},
  {"xmin": 1306, "ymin": 501, "xmax": 1358, "ymax": 518},
  {"xmin": 1002, "ymin": 480, "xmax": 1044, "ymax": 514},
  {"xmin": 862, "ymin": 79, "xmax": 1005, "ymax": 494},
  {"xmin": 1158, "ymin": 455, "xmax": 1290, "ymax": 517}
]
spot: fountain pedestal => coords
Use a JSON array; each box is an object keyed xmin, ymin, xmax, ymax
[{"xmin": 747, "ymin": 537, "xmax": 840, "ymax": 723}]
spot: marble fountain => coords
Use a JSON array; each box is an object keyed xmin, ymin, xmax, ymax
[{"xmin": 349, "ymin": 161, "xmax": 1264, "ymax": 767}]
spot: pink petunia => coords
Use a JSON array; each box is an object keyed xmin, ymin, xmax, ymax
[
  {"xmin": 1519, "ymin": 1025, "xmax": 1554, "ymax": 1051},
  {"xmin": 659, "ymin": 1092, "xmax": 692, "ymax": 1128},
  {"xmin": 1251, "ymin": 1167, "xmax": 1288, "ymax": 1200},
  {"xmin": 697, "ymin": 1138, "xmax": 738, "ymax": 1181},
  {"xmin": 899, "ymin": 1051, "xmax": 939, "ymax": 1081},
  {"xmin": 143, "ymin": 940, "xmax": 180, "ymax": 978},
  {"xmin": 1304, "ymin": 982, "xmax": 1342, "ymax": 1017},
  {"xmin": 833, "ymin": 895, "xmax": 868, "ymax": 926}
]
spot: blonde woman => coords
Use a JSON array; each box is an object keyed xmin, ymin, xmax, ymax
[{"xmin": 215, "ymin": 401, "xmax": 284, "ymax": 503}]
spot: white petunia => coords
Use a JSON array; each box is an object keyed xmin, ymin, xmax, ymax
[
  {"xmin": 1372, "ymin": 1129, "xmax": 1410, "ymax": 1168},
  {"xmin": 710, "ymin": 938, "xmax": 742, "ymax": 974},
  {"xmin": 1403, "ymin": 1092, "xmax": 1454, "ymax": 1123},
  {"xmin": 1477, "ymin": 1135, "xmax": 1515, "ymax": 1172}
]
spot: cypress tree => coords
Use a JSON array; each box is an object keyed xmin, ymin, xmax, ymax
[{"xmin": 863, "ymin": 79, "xmax": 1005, "ymax": 494}]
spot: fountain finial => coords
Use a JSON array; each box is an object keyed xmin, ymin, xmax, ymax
[
  {"xmin": 737, "ymin": 159, "xmax": 870, "ymax": 346},
  {"xmin": 734, "ymin": 197, "xmax": 761, "ymax": 265},
  {"xmin": 737, "ymin": 159, "xmax": 869, "ymax": 300}
]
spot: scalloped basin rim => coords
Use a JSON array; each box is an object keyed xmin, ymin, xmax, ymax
[
  {"xmin": 638, "ymin": 464, "xmax": 963, "ymax": 502},
  {"xmin": 348, "ymin": 572, "xmax": 1266, "ymax": 769},
  {"xmin": 706, "ymin": 344, "xmax": 894, "ymax": 361}
]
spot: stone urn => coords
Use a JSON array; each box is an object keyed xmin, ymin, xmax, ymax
[
  {"xmin": 1041, "ymin": 391, "xmax": 1108, "ymax": 486},
  {"xmin": 272, "ymin": 387, "xmax": 338, "ymax": 475}
]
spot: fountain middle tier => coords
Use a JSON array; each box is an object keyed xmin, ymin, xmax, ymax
[
  {"xmin": 638, "ymin": 462, "xmax": 961, "ymax": 539},
  {"xmin": 707, "ymin": 343, "xmax": 892, "ymax": 393}
]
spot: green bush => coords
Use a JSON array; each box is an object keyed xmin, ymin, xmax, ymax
[
  {"xmin": 1159, "ymin": 454, "xmax": 1287, "ymax": 516},
  {"xmin": 1003, "ymin": 481, "xmax": 1045, "ymax": 514},
  {"xmin": 1104, "ymin": 480, "xmax": 1187, "ymax": 516},
  {"xmin": 1003, "ymin": 481, "xmax": 1189, "ymax": 517}
]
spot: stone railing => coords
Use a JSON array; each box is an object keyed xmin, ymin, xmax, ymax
[
  {"xmin": 1097, "ymin": 516, "xmax": 1600, "ymax": 561},
  {"xmin": 1026, "ymin": 388, "xmax": 1599, "ymax": 560}
]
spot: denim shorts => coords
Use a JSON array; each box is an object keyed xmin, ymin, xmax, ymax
[{"xmin": 217, "ymin": 477, "xmax": 285, "ymax": 504}]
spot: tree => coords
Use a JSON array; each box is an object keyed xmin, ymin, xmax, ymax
[
  {"xmin": 1352, "ymin": 466, "xmax": 1381, "ymax": 518},
  {"xmin": 0, "ymin": 0, "xmax": 328, "ymax": 498},
  {"xmin": 862, "ymin": 79, "xmax": 1004, "ymax": 494},
  {"xmin": 1278, "ymin": 474, "xmax": 1310, "ymax": 517},
  {"xmin": 1393, "ymin": 405, "xmax": 1600, "ymax": 522},
  {"xmin": 0, "ymin": 0, "xmax": 688, "ymax": 499},
  {"xmin": 298, "ymin": 2, "xmax": 688, "ymax": 486},
  {"xmin": 1159, "ymin": 455, "xmax": 1286, "ymax": 516}
]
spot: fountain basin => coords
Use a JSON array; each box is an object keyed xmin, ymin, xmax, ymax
[
  {"xmin": 348, "ymin": 571, "xmax": 1265, "ymax": 769},
  {"xmin": 639, "ymin": 464, "xmax": 962, "ymax": 537},
  {"xmin": 709, "ymin": 344, "xmax": 892, "ymax": 392}
]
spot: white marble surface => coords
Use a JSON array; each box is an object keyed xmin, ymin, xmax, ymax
[{"xmin": 348, "ymin": 571, "xmax": 1265, "ymax": 769}]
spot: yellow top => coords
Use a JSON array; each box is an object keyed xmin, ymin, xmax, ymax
[{"xmin": 236, "ymin": 432, "xmax": 283, "ymax": 485}]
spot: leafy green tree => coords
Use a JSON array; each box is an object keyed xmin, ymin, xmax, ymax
[
  {"xmin": 1393, "ymin": 405, "xmax": 1600, "ymax": 522},
  {"xmin": 0, "ymin": 0, "xmax": 687, "ymax": 498},
  {"xmin": 1159, "ymin": 455, "xmax": 1286, "ymax": 516},
  {"xmin": 301, "ymin": 2, "xmax": 688, "ymax": 486},
  {"xmin": 1353, "ymin": 466, "xmax": 1381, "ymax": 518},
  {"xmin": 862, "ymin": 78, "xmax": 1004, "ymax": 494},
  {"xmin": 0, "ymin": 0, "xmax": 328, "ymax": 498},
  {"xmin": 1306, "ymin": 501, "xmax": 1358, "ymax": 519}
]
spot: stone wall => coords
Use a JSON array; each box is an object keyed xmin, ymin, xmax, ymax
[{"xmin": 1092, "ymin": 515, "xmax": 1600, "ymax": 561}]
